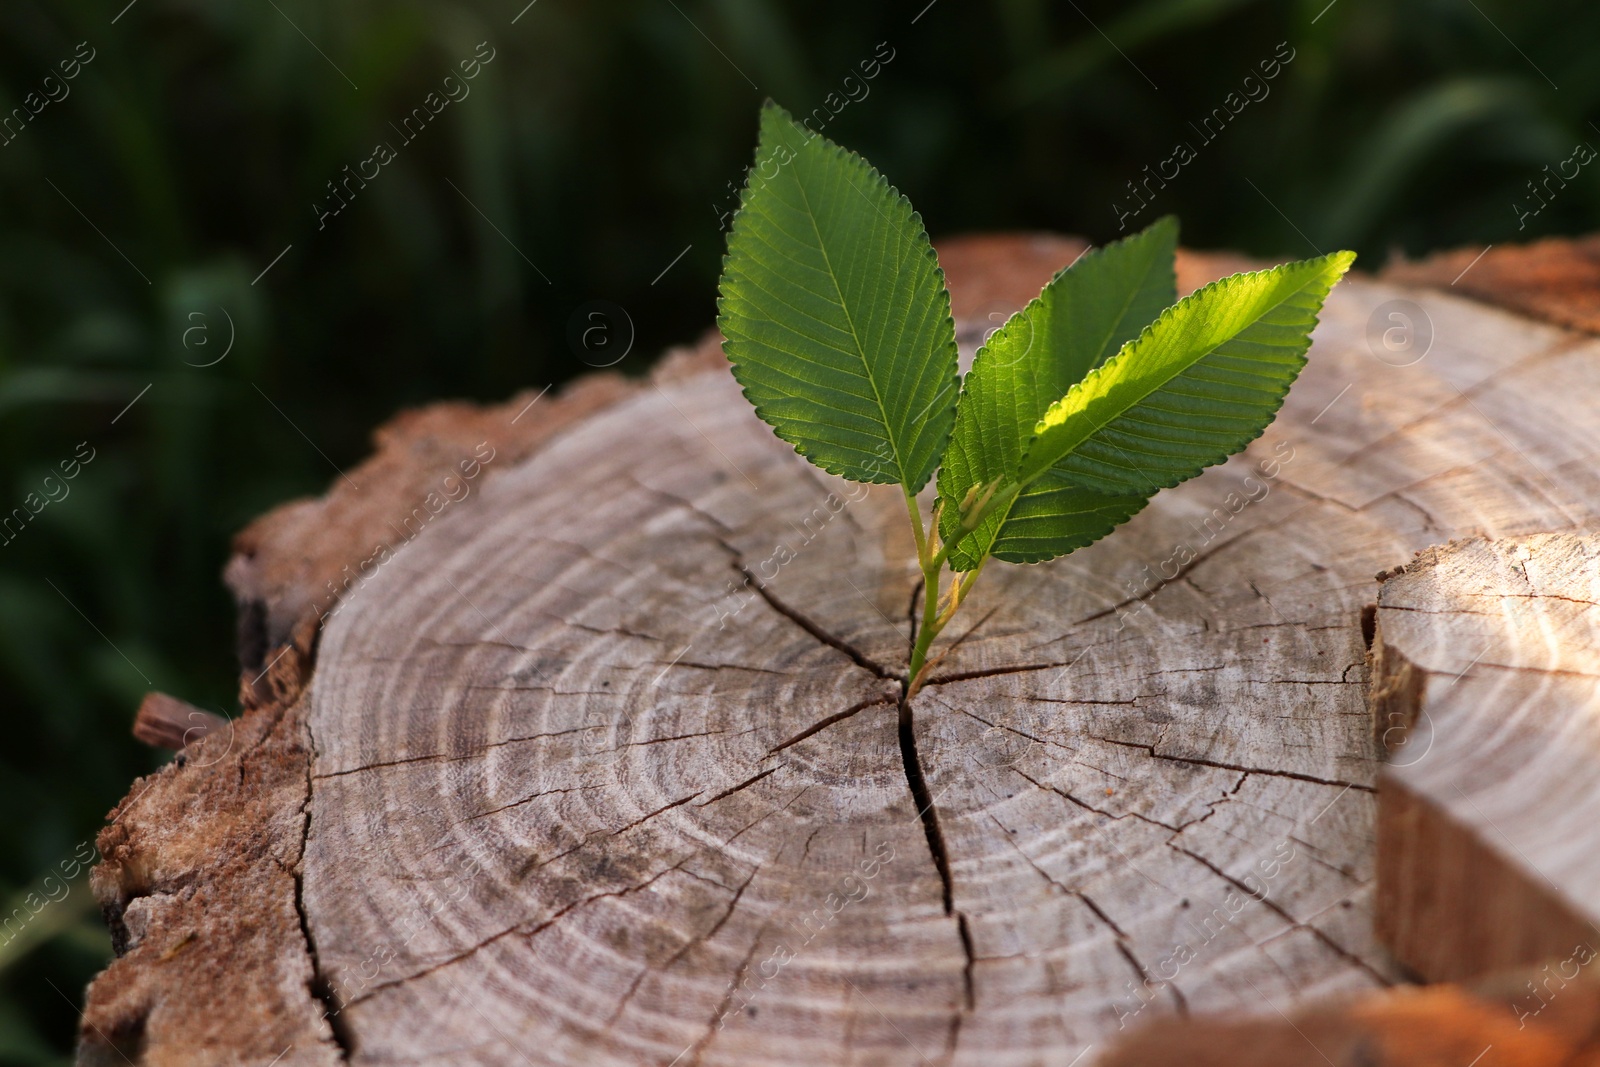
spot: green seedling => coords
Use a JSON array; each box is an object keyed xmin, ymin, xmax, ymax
[{"xmin": 718, "ymin": 103, "xmax": 1353, "ymax": 699}]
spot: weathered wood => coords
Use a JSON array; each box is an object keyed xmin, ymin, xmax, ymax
[
  {"xmin": 84, "ymin": 641, "xmax": 337, "ymax": 1067},
  {"xmin": 1099, "ymin": 533, "xmax": 1600, "ymax": 1064},
  {"xmin": 289, "ymin": 266, "xmax": 1600, "ymax": 1063},
  {"xmin": 81, "ymin": 235, "xmax": 1600, "ymax": 1065},
  {"xmin": 1374, "ymin": 534, "xmax": 1600, "ymax": 982},
  {"xmin": 82, "ymin": 377, "xmax": 649, "ymax": 1067}
]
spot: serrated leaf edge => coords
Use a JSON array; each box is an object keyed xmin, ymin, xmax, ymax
[
  {"xmin": 1017, "ymin": 250, "xmax": 1356, "ymax": 492},
  {"xmin": 715, "ymin": 102, "xmax": 960, "ymax": 492}
]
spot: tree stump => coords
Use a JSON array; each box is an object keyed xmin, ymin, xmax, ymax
[{"xmin": 81, "ymin": 235, "xmax": 1600, "ymax": 1066}]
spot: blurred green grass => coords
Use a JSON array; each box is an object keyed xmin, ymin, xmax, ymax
[{"xmin": 1, "ymin": 0, "xmax": 1595, "ymax": 1058}]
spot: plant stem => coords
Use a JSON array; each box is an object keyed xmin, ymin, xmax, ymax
[
  {"xmin": 906, "ymin": 553, "xmax": 992, "ymax": 699},
  {"xmin": 902, "ymin": 488, "xmax": 928, "ymax": 562},
  {"xmin": 907, "ymin": 560, "xmax": 943, "ymax": 694},
  {"xmin": 923, "ymin": 481, "xmax": 1020, "ymax": 575},
  {"xmin": 903, "ymin": 484, "xmax": 1013, "ymax": 699}
]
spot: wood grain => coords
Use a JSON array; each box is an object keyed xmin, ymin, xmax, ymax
[
  {"xmin": 298, "ymin": 272, "xmax": 1600, "ymax": 1064},
  {"xmin": 1374, "ymin": 534, "xmax": 1600, "ymax": 982},
  {"xmin": 79, "ymin": 236, "xmax": 1600, "ymax": 1065}
]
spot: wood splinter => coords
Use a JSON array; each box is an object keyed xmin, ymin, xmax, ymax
[{"xmin": 132, "ymin": 691, "xmax": 229, "ymax": 752}]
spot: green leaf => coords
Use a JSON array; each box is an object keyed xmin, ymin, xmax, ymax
[
  {"xmin": 937, "ymin": 218, "xmax": 1179, "ymax": 568},
  {"xmin": 967, "ymin": 470, "xmax": 1152, "ymax": 567},
  {"xmin": 1016, "ymin": 251, "xmax": 1356, "ymax": 499},
  {"xmin": 717, "ymin": 102, "xmax": 959, "ymax": 492}
]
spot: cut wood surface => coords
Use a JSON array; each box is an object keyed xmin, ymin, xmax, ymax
[
  {"xmin": 80, "ymin": 233, "xmax": 1600, "ymax": 1066},
  {"xmin": 1375, "ymin": 534, "xmax": 1600, "ymax": 982},
  {"xmin": 1099, "ymin": 533, "xmax": 1600, "ymax": 1066}
]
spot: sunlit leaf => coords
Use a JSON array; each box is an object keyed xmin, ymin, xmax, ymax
[
  {"xmin": 1016, "ymin": 252, "xmax": 1355, "ymax": 501},
  {"xmin": 938, "ymin": 217, "xmax": 1178, "ymax": 568}
]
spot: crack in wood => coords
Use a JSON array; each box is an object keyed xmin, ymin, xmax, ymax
[
  {"xmin": 699, "ymin": 767, "xmax": 780, "ymax": 806},
  {"xmin": 604, "ymin": 863, "xmax": 762, "ymax": 1027},
  {"xmin": 467, "ymin": 784, "xmax": 604, "ymax": 822},
  {"xmin": 926, "ymin": 604, "xmax": 1004, "ymax": 676},
  {"xmin": 623, "ymin": 474, "xmax": 738, "ymax": 539},
  {"xmin": 1285, "ymin": 836, "xmax": 1364, "ymax": 882},
  {"xmin": 296, "ymin": 731, "xmax": 353, "ymax": 1061},
  {"xmin": 354, "ymin": 857, "xmax": 696, "ymax": 1007},
  {"xmin": 313, "ymin": 726, "xmax": 602, "ymax": 780},
  {"xmin": 906, "ymin": 576, "xmax": 925, "ymax": 652},
  {"xmin": 1168, "ymin": 843, "xmax": 1392, "ymax": 988},
  {"xmin": 990, "ymin": 816, "xmax": 1189, "ymax": 1017},
  {"xmin": 1020, "ymin": 526, "xmax": 1272, "ymax": 655},
  {"xmin": 765, "ymin": 695, "xmax": 897, "ymax": 755},
  {"xmin": 614, "ymin": 729, "xmax": 734, "ymax": 749},
  {"xmin": 1086, "ymin": 735, "xmax": 1376, "ymax": 792},
  {"xmin": 897, "ymin": 697, "xmax": 955, "ymax": 915},
  {"xmin": 1011, "ymin": 768, "xmax": 1191, "ymax": 835},
  {"xmin": 895, "ymin": 688, "xmax": 976, "ymax": 1055},
  {"xmin": 724, "ymin": 783, "xmax": 812, "ymax": 846},
  {"xmin": 960, "ymin": 710, "xmax": 1244, "ymax": 841},
  {"xmin": 682, "ymin": 929, "xmax": 767, "ymax": 1067},
  {"xmin": 716, "ymin": 538, "xmax": 899, "ymax": 680},
  {"xmin": 564, "ymin": 620, "xmax": 668, "ymax": 642},
  {"xmin": 509, "ymin": 790, "xmax": 706, "ymax": 882},
  {"xmin": 925, "ymin": 662, "xmax": 1072, "ymax": 685},
  {"xmin": 671, "ymin": 660, "xmax": 791, "ymax": 676},
  {"xmin": 955, "ymin": 912, "xmax": 976, "ymax": 1013},
  {"xmin": 1329, "ymin": 332, "xmax": 1592, "ymax": 477}
]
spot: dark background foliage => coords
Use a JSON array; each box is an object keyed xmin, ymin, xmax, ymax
[{"xmin": 1, "ymin": 0, "xmax": 1594, "ymax": 1058}]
